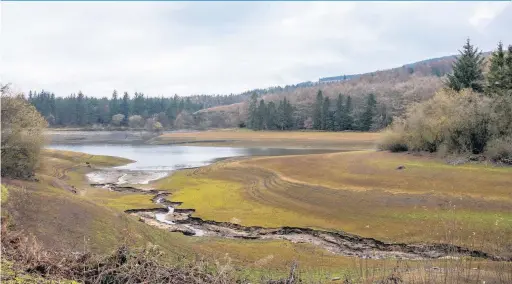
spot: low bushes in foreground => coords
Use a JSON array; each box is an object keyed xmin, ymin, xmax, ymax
[
  {"xmin": 378, "ymin": 88, "xmax": 512, "ymax": 163},
  {"xmin": 2, "ymin": 213, "xmax": 512, "ymax": 283},
  {"xmin": 0, "ymin": 219, "xmax": 238, "ymax": 284}
]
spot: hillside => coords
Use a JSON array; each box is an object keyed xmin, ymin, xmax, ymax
[{"xmin": 193, "ymin": 53, "xmax": 470, "ymax": 128}]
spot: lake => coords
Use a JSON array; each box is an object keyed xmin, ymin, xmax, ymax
[{"xmin": 48, "ymin": 144, "xmax": 332, "ymax": 171}]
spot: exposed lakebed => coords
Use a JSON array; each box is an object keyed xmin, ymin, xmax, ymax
[{"xmin": 47, "ymin": 144, "xmax": 509, "ymax": 261}]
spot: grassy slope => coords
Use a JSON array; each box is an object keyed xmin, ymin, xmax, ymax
[
  {"xmin": 0, "ymin": 149, "xmax": 363, "ymax": 277},
  {"xmin": 2, "ymin": 149, "xmax": 510, "ymax": 283},
  {"xmin": 156, "ymin": 151, "xmax": 512, "ymax": 256},
  {"xmin": 153, "ymin": 130, "xmax": 380, "ymax": 150},
  {"xmin": 3, "ymin": 146, "xmax": 511, "ymax": 279}
]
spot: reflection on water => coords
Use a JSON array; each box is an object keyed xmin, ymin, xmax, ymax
[{"xmin": 47, "ymin": 144, "xmax": 332, "ymax": 171}]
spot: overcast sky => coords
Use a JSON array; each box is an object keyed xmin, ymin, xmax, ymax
[{"xmin": 1, "ymin": 2, "xmax": 511, "ymax": 97}]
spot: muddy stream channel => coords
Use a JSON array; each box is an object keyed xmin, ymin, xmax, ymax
[{"xmin": 49, "ymin": 144, "xmax": 508, "ymax": 261}]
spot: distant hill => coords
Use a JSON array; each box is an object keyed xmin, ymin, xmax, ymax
[
  {"xmin": 194, "ymin": 51, "xmax": 491, "ymax": 129},
  {"xmin": 318, "ymin": 54, "xmax": 460, "ymax": 84},
  {"xmin": 319, "ymin": 74, "xmax": 361, "ymax": 83}
]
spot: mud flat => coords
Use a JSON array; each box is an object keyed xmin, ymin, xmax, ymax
[
  {"xmin": 87, "ymin": 170, "xmax": 169, "ymax": 185},
  {"xmin": 91, "ymin": 182, "xmax": 509, "ymax": 262},
  {"xmin": 46, "ymin": 130, "xmax": 161, "ymax": 145},
  {"xmin": 152, "ymin": 130, "xmax": 380, "ymax": 150}
]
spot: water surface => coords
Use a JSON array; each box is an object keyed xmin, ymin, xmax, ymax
[{"xmin": 48, "ymin": 144, "xmax": 331, "ymax": 171}]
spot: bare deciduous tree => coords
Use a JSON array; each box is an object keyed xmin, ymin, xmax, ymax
[{"xmin": 1, "ymin": 86, "xmax": 48, "ymax": 179}]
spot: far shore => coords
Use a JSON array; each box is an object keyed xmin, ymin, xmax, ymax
[{"xmin": 45, "ymin": 128, "xmax": 381, "ymax": 150}]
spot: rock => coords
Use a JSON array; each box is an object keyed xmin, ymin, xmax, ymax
[
  {"xmin": 331, "ymin": 277, "xmax": 341, "ymax": 281},
  {"xmin": 396, "ymin": 165, "xmax": 405, "ymax": 170},
  {"xmin": 181, "ymin": 229, "xmax": 196, "ymax": 236}
]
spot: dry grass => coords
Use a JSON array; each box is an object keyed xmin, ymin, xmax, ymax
[
  {"xmin": 2, "ymin": 148, "xmax": 512, "ymax": 282},
  {"xmin": 247, "ymin": 151, "xmax": 512, "ymax": 201},
  {"xmin": 156, "ymin": 151, "xmax": 512, "ymax": 256},
  {"xmin": 0, "ymin": 220, "xmax": 241, "ymax": 284},
  {"xmin": 0, "ymin": 149, "xmax": 363, "ymax": 275},
  {"xmin": 154, "ymin": 130, "xmax": 380, "ymax": 149}
]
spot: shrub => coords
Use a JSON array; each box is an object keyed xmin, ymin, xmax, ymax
[
  {"xmin": 1, "ymin": 88, "xmax": 48, "ymax": 179},
  {"xmin": 128, "ymin": 115, "xmax": 144, "ymax": 128},
  {"xmin": 111, "ymin": 114, "xmax": 125, "ymax": 126},
  {"xmin": 485, "ymin": 136, "xmax": 512, "ymax": 164},
  {"xmin": 378, "ymin": 126, "xmax": 408, "ymax": 152},
  {"xmin": 379, "ymin": 88, "xmax": 503, "ymax": 156},
  {"xmin": 144, "ymin": 117, "xmax": 163, "ymax": 132}
]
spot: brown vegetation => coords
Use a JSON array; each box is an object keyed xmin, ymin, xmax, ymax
[
  {"xmin": 1, "ymin": 220, "xmax": 240, "ymax": 284},
  {"xmin": 1, "ymin": 87, "xmax": 48, "ymax": 179},
  {"xmin": 379, "ymin": 88, "xmax": 512, "ymax": 162},
  {"xmin": 154, "ymin": 130, "xmax": 380, "ymax": 149},
  {"xmin": 195, "ymin": 58, "xmax": 451, "ymax": 128},
  {"xmin": 380, "ymin": 40, "xmax": 512, "ymax": 162}
]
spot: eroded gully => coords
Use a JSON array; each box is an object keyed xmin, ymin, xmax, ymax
[{"xmin": 90, "ymin": 182, "xmax": 510, "ymax": 262}]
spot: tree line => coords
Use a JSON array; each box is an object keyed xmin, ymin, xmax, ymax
[
  {"xmin": 246, "ymin": 91, "xmax": 391, "ymax": 131},
  {"xmin": 27, "ymin": 90, "xmax": 225, "ymax": 128}
]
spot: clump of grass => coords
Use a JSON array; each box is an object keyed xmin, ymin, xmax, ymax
[
  {"xmin": 1, "ymin": 184, "xmax": 8, "ymax": 204},
  {"xmin": 343, "ymin": 258, "xmax": 512, "ymax": 284}
]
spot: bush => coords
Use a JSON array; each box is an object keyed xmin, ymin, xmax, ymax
[
  {"xmin": 378, "ymin": 128, "xmax": 408, "ymax": 152},
  {"xmin": 1, "ymin": 88, "xmax": 48, "ymax": 179},
  {"xmin": 485, "ymin": 136, "xmax": 512, "ymax": 164},
  {"xmin": 128, "ymin": 115, "xmax": 144, "ymax": 128},
  {"xmin": 144, "ymin": 117, "xmax": 163, "ymax": 132},
  {"xmin": 111, "ymin": 114, "xmax": 125, "ymax": 126},
  {"xmin": 379, "ymin": 88, "xmax": 509, "ymax": 157}
]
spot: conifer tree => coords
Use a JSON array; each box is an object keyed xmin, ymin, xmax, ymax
[
  {"xmin": 446, "ymin": 38, "xmax": 485, "ymax": 92},
  {"xmin": 109, "ymin": 90, "xmax": 119, "ymax": 117},
  {"xmin": 335, "ymin": 94, "xmax": 344, "ymax": 131},
  {"xmin": 121, "ymin": 92, "xmax": 130, "ymax": 125},
  {"xmin": 276, "ymin": 100, "xmax": 284, "ymax": 130},
  {"xmin": 313, "ymin": 90, "xmax": 323, "ymax": 130},
  {"xmin": 247, "ymin": 93, "xmax": 258, "ymax": 129},
  {"xmin": 322, "ymin": 97, "xmax": 331, "ymax": 130},
  {"xmin": 257, "ymin": 99, "xmax": 267, "ymax": 130},
  {"xmin": 133, "ymin": 92, "xmax": 146, "ymax": 116},
  {"xmin": 486, "ymin": 42, "xmax": 507, "ymax": 96},
  {"xmin": 76, "ymin": 91, "xmax": 86, "ymax": 126},
  {"xmin": 266, "ymin": 101, "xmax": 277, "ymax": 130},
  {"xmin": 360, "ymin": 93, "xmax": 377, "ymax": 131},
  {"xmin": 343, "ymin": 95, "xmax": 353, "ymax": 130},
  {"xmin": 283, "ymin": 97, "xmax": 294, "ymax": 130},
  {"xmin": 505, "ymin": 44, "xmax": 512, "ymax": 92}
]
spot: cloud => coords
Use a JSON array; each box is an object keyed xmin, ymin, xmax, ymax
[{"xmin": 1, "ymin": 2, "xmax": 510, "ymax": 97}]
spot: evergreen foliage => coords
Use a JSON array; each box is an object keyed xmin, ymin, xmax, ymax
[
  {"xmin": 343, "ymin": 96, "xmax": 354, "ymax": 130},
  {"xmin": 335, "ymin": 94, "xmax": 344, "ymax": 131},
  {"xmin": 381, "ymin": 40, "xmax": 512, "ymax": 163},
  {"xmin": 313, "ymin": 90, "xmax": 323, "ymax": 130},
  {"xmin": 486, "ymin": 42, "xmax": 512, "ymax": 96},
  {"xmin": 446, "ymin": 38, "xmax": 485, "ymax": 92},
  {"xmin": 360, "ymin": 94, "xmax": 377, "ymax": 131},
  {"xmin": 28, "ymin": 90, "xmax": 209, "ymax": 128}
]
